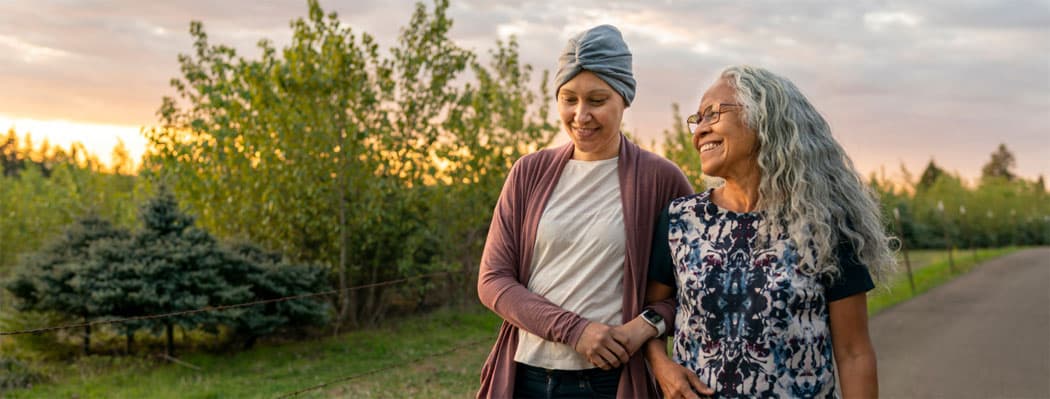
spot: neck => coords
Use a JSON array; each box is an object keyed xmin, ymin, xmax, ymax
[
  {"xmin": 572, "ymin": 134, "xmax": 622, "ymax": 161},
  {"xmin": 715, "ymin": 173, "xmax": 761, "ymax": 213}
]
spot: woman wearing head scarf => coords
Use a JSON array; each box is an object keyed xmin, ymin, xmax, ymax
[
  {"xmin": 476, "ymin": 25, "xmax": 694, "ymax": 398},
  {"xmin": 644, "ymin": 65, "xmax": 894, "ymax": 398}
]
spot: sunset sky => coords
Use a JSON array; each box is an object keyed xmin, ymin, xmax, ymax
[{"xmin": 1, "ymin": 0, "xmax": 1047, "ymax": 181}]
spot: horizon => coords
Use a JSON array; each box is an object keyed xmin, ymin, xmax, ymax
[{"xmin": 2, "ymin": 114, "xmax": 1041, "ymax": 186}]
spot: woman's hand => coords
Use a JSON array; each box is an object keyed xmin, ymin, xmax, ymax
[
  {"xmin": 645, "ymin": 339, "xmax": 714, "ymax": 398},
  {"xmin": 574, "ymin": 322, "xmax": 630, "ymax": 370},
  {"xmin": 612, "ymin": 316, "xmax": 659, "ymax": 356}
]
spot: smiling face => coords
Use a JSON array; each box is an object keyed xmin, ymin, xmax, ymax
[
  {"xmin": 692, "ymin": 77, "xmax": 760, "ymax": 181},
  {"xmin": 558, "ymin": 71, "xmax": 626, "ymax": 161}
]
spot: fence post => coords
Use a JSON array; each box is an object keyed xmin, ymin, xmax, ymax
[
  {"xmin": 894, "ymin": 207, "xmax": 915, "ymax": 296},
  {"xmin": 938, "ymin": 201, "xmax": 956, "ymax": 274},
  {"xmin": 961, "ymin": 205, "xmax": 977, "ymax": 263}
]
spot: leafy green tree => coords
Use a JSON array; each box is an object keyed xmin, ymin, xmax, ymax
[
  {"xmin": 145, "ymin": 0, "xmax": 557, "ymax": 327},
  {"xmin": 430, "ymin": 37, "xmax": 558, "ymax": 305},
  {"xmin": 661, "ymin": 103, "xmax": 705, "ymax": 191},
  {"xmin": 0, "ymin": 131, "xmax": 141, "ymax": 276}
]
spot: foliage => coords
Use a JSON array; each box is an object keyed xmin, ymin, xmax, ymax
[
  {"xmin": 872, "ymin": 148, "xmax": 1048, "ymax": 249},
  {"xmin": 0, "ymin": 129, "xmax": 139, "ymax": 276},
  {"xmin": 980, "ymin": 143, "xmax": 1017, "ymax": 181},
  {"xmin": 4, "ymin": 216, "xmax": 131, "ymax": 354},
  {"xmin": 144, "ymin": 0, "xmax": 557, "ymax": 327},
  {"xmin": 0, "ymin": 356, "xmax": 46, "ymax": 391},
  {"xmin": 917, "ymin": 160, "xmax": 945, "ymax": 191},
  {"xmin": 660, "ymin": 103, "xmax": 705, "ymax": 191},
  {"xmin": 4, "ymin": 190, "xmax": 329, "ymax": 356}
]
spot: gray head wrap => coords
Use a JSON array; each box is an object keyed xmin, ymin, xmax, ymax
[{"xmin": 554, "ymin": 25, "xmax": 636, "ymax": 106}]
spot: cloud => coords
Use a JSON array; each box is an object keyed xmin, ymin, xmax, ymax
[
  {"xmin": 864, "ymin": 11, "xmax": 922, "ymax": 31},
  {"xmin": 0, "ymin": 0, "xmax": 1045, "ymax": 179}
]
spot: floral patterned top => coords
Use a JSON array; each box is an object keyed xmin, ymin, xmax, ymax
[{"xmin": 649, "ymin": 190, "xmax": 874, "ymax": 398}]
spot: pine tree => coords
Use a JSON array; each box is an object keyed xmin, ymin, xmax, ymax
[
  {"xmin": 128, "ymin": 186, "xmax": 254, "ymax": 356},
  {"xmin": 5, "ymin": 215, "xmax": 131, "ymax": 354},
  {"xmin": 225, "ymin": 241, "xmax": 329, "ymax": 349},
  {"xmin": 917, "ymin": 160, "xmax": 945, "ymax": 191},
  {"xmin": 981, "ymin": 143, "xmax": 1017, "ymax": 182}
]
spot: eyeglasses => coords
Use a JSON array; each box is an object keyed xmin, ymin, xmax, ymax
[{"xmin": 686, "ymin": 103, "xmax": 741, "ymax": 132}]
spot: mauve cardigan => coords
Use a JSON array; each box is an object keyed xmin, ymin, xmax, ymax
[{"xmin": 477, "ymin": 136, "xmax": 694, "ymax": 398}]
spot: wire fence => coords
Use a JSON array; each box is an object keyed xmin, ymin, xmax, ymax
[
  {"xmin": 0, "ymin": 270, "xmax": 458, "ymax": 336},
  {"xmin": 1, "ymin": 268, "xmax": 492, "ymax": 398}
]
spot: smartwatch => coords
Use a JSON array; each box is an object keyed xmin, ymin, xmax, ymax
[{"xmin": 640, "ymin": 309, "xmax": 666, "ymax": 336}]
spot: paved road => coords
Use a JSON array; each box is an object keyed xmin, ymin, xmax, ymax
[{"xmin": 871, "ymin": 247, "xmax": 1050, "ymax": 398}]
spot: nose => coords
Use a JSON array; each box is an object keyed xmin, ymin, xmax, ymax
[
  {"xmin": 574, "ymin": 103, "xmax": 592, "ymax": 125},
  {"xmin": 691, "ymin": 122, "xmax": 710, "ymax": 151}
]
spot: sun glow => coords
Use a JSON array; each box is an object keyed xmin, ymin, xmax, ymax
[{"xmin": 0, "ymin": 114, "xmax": 149, "ymax": 170}]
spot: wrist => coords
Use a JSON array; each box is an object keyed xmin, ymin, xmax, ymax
[
  {"xmin": 639, "ymin": 308, "xmax": 666, "ymax": 337},
  {"xmin": 626, "ymin": 317, "xmax": 657, "ymax": 341}
]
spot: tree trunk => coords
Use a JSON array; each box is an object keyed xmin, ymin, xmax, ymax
[
  {"xmin": 459, "ymin": 229, "xmax": 480, "ymax": 308},
  {"xmin": 82, "ymin": 316, "xmax": 91, "ymax": 356},
  {"xmin": 166, "ymin": 322, "xmax": 175, "ymax": 358},
  {"xmin": 243, "ymin": 335, "xmax": 258, "ymax": 350},
  {"xmin": 333, "ymin": 126, "xmax": 355, "ymax": 334},
  {"xmin": 459, "ymin": 260, "xmax": 475, "ymax": 309},
  {"xmin": 335, "ymin": 198, "xmax": 350, "ymax": 334},
  {"xmin": 125, "ymin": 331, "xmax": 134, "ymax": 355},
  {"xmin": 363, "ymin": 261, "xmax": 380, "ymax": 326}
]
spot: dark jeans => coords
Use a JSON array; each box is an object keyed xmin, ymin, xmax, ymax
[{"xmin": 513, "ymin": 362, "xmax": 621, "ymax": 399}]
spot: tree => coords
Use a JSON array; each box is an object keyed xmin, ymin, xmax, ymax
[
  {"xmin": 917, "ymin": 160, "xmax": 945, "ymax": 191},
  {"xmin": 981, "ymin": 143, "xmax": 1017, "ymax": 182},
  {"xmin": 225, "ymin": 241, "xmax": 330, "ymax": 349},
  {"xmin": 5, "ymin": 215, "xmax": 131, "ymax": 354},
  {"xmin": 661, "ymin": 103, "xmax": 705, "ymax": 191},
  {"xmin": 1, "ymin": 128, "xmax": 25, "ymax": 177},
  {"xmin": 145, "ymin": 0, "xmax": 557, "ymax": 327},
  {"xmin": 0, "ymin": 130, "xmax": 140, "ymax": 275},
  {"xmin": 430, "ymin": 37, "xmax": 557, "ymax": 306},
  {"xmin": 110, "ymin": 139, "xmax": 134, "ymax": 176},
  {"xmin": 123, "ymin": 187, "xmax": 256, "ymax": 356},
  {"xmin": 7, "ymin": 189, "xmax": 331, "ymax": 357}
]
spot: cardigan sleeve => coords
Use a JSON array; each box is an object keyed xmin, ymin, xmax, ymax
[
  {"xmin": 477, "ymin": 158, "xmax": 591, "ymax": 348},
  {"xmin": 641, "ymin": 161, "xmax": 694, "ymax": 333}
]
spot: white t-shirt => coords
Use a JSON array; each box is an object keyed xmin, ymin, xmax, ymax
[{"xmin": 514, "ymin": 157, "xmax": 626, "ymax": 370}]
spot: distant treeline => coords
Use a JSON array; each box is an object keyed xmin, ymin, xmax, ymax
[{"xmin": 871, "ymin": 145, "xmax": 1048, "ymax": 249}]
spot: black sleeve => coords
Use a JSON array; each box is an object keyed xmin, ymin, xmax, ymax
[
  {"xmin": 824, "ymin": 239, "xmax": 876, "ymax": 302},
  {"xmin": 648, "ymin": 206, "xmax": 676, "ymax": 291}
]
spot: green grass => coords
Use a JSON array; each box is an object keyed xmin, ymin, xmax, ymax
[
  {"xmin": 2, "ymin": 248, "xmax": 1023, "ymax": 398},
  {"xmin": 868, "ymin": 247, "xmax": 1021, "ymax": 315},
  {"xmin": 3, "ymin": 308, "xmax": 503, "ymax": 399}
]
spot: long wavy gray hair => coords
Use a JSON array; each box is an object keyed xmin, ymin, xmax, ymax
[{"xmin": 719, "ymin": 65, "xmax": 895, "ymax": 282}]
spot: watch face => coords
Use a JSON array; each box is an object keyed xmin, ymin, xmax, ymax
[{"xmin": 645, "ymin": 310, "xmax": 663, "ymax": 323}]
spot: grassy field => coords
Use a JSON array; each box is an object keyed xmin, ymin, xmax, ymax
[
  {"xmin": 1, "ymin": 247, "xmax": 1022, "ymax": 398},
  {"xmin": 2, "ymin": 309, "xmax": 503, "ymax": 398},
  {"xmin": 868, "ymin": 247, "xmax": 1020, "ymax": 315}
]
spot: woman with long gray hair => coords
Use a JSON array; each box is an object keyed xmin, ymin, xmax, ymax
[{"xmin": 644, "ymin": 65, "xmax": 894, "ymax": 398}]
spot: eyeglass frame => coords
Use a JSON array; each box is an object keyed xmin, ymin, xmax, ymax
[{"xmin": 686, "ymin": 103, "xmax": 742, "ymax": 132}]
